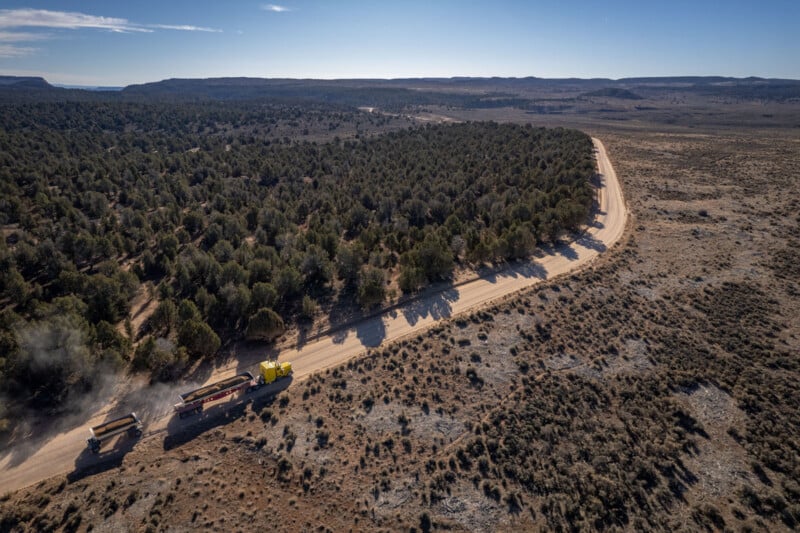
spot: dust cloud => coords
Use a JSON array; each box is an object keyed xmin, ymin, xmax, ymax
[{"xmin": 1, "ymin": 317, "xmax": 194, "ymax": 460}]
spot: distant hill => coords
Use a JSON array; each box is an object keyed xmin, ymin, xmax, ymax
[
  {"xmin": 581, "ymin": 88, "xmax": 643, "ymax": 100},
  {"xmin": 121, "ymin": 76, "xmax": 623, "ymax": 98},
  {"xmin": 0, "ymin": 76, "xmax": 121, "ymax": 103},
  {"xmin": 1, "ymin": 74, "xmax": 798, "ymax": 105},
  {"xmin": 119, "ymin": 76, "xmax": 800, "ymax": 103},
  {"xmin": 0, "ymin": 76, "xmax": 52, "ymax": 89},
  {"xmin": 617, "ymin": 75, "xmax": 795, "ymax": 85},
  {"xmin": 120, "ymin": 77, "xmax": 534, "ymax": 109}
]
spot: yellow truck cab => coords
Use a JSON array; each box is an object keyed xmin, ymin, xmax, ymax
[{"xmin": 259, "ymin": 361, "xmax": 293, "ymax": 385}]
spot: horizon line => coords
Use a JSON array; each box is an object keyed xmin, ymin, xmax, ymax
[{"xmin": 10, "ymin": 73, "xmax": 800, "ymax": 90}]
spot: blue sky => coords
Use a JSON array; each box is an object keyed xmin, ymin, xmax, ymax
[{"xmin": 0, "ymin": 1, "xmax": 797, "ymax": 86}]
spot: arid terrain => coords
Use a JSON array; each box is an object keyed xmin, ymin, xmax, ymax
[{"xmin": 2, "ymin": 88, "xmax": 800, "ymax": 531}]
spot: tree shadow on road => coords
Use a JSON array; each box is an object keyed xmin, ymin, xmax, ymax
[
  {"xmin": 575, "ymin": 233, "xmax": 607, "ymax": 253},
  {"xmin": 355, "ymin": 314, "xmax": 387, "ymax": 347},
  {"xmin": 482, "ymin": 259, "xmax": 548, "ymax": 284},
  {"xmin": 320, "ymin": 289, "xmax": 366, "ymax": 346},
  {"xmin": 296, "ymin": 323, "xmax": 309, "ymax": 350},
  {"xmin": 540, "ymin": 241, "xmax": 579, "ymax": 261},
  {"xmin": 233, "ymin": 342, "xmax": 279, "ymax": 377},
  {"xmin": 330, "ymin": 329, "xmax": 348, "ymax": 345},
  {"xmin": 401, "ymin": 287, "xmax": 459, "ymax": 327}
]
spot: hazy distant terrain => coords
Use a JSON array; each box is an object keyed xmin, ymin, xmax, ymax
[{"xmin": 3, "ymin": 74, "xmax": 800, "ymax": 106}]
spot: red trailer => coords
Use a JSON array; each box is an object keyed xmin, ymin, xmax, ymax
[{"xmin": 174, "ymin": 372, "xmax": 258, "ymax": 418}]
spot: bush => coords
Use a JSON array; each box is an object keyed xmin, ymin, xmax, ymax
[
  {"xmin": 149, "ymin": 299, "xmax": 177, "ymax": 335},
  {"xmin": 415, "ymin": 233, "xmax": 454, "ymax": 281},
  {"xmin": 177, "ymin": 299, "xmax": 201, "ymax": 322},
  {"xmin": 398, "ymin": 264, "xmax": 426, "ymax": 294},
  {"xmin": 178, "ymin": 319, "xmax": 221, "ymax": 358},
  {"xmin": 357, "ymin": 266, "xmax": 386, "ymax": 308},
  {"xmin": 132, "ymin": 337, "xmax": 187, "ymax": 380},
  {"xmin": 245, "ymin": 308, "xmax": 285, "ymax": 342},
  {"xmin": 250, "ymin": 282, "xmax": 277, "ymax": 312}
]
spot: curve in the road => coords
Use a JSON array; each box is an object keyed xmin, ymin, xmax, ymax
[
  {"xmin": 0, "ymin": 137, "xmax": 627, "ymax": 494},
  {"xmin": 287, "ymin": 137, "xmax": 626, "ymax": 380}
]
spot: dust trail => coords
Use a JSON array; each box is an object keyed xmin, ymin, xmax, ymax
[
  {"xmin": 110, "ymin": 380, "xmax": 204, "ymax": 426},
  {"xmin": 1, "ymin": 317, "xmax": 185, "ymax": 463},
  {"xmin": 3, "ymin": 318, "xmax": 96, "ymax": 447}
]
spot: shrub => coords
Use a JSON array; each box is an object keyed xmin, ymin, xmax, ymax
[
  {"xmin": 178, "ymin": 319, "xmax": 221, "ymax": 358},
  {"xmin": 245, "ymin": 308, "xmax": 284, "ymax": 342},
  {"xmin": 357, "ymin": 266, "xmax": 386, "ymax": 308}
]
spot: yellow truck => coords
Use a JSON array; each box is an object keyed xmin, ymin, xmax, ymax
[
  {"xmin": 258, "ymin": 361, "xmax": 293, "ymax": 385},
  {"xmin": 173, "ymin": 361, "xmax": 292, "ymax": 418}
]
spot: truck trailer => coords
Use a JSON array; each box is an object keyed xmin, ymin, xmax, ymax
[
  {"xmin": 174, "ymin": 372, "xmax": 259, "ymax": 418},
  {"xmin": 174, "ymin": 362, "xmax": 293, "ymax": 418},
  {"xmin": 87, "ymin": 412, "xmax": 143, "ymax": 453}
]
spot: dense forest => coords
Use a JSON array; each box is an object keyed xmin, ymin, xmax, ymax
[{"xmin": 0, "ymin": 101, "xmax": 595, "ymax": 430}]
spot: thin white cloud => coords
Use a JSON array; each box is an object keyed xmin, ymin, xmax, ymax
[
  {"xmin": 0, "ymin": 31, "xmax": 44, "ymax": 57},
  {"xmin": 0, "ymin": 8, "xmax": 150, "ymax": 33},
  {"xmin": 0, "ymin": 31, "xmax": 49, "ymax": 42},
  {"xmin": 0, "ymin": 8, "xmax": 221, "ymax": 35},
  {"xmin": 262, "ymin": 4, "xmax": 291, "ymax": 13},
  {"xmin": 0, "ymin": 43, "xmax": 35, "ymax": 57},
  {"xmin": 149, "ymin": 24, "xmax": 221, "ymax": 33}
]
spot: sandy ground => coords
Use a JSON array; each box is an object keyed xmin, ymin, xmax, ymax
[{"xmin": 0, "ymin": 138, "xmax": 626, "ymax": 494}]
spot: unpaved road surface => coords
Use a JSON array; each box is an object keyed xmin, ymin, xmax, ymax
[{"xmin": 0, "ymin": 138, "xmax": 626, "ymax": 494}]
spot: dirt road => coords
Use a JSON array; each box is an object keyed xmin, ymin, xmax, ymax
[
  {"xmin": 285, "ymin": 137, "xmax": 626, "ymax": 380},
  {"xmin": 0, "ymin": 138, "xmax": 626, "ymax": 494}
]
